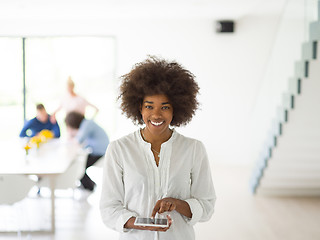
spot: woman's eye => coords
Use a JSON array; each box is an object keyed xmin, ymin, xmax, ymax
[
  {"xmin": 145, "ymin": 105, "xmax": 153, "ymax": 109},
  {"xmin": 162, "ymin": 106, "xmax": 170, "ymax": 110}
]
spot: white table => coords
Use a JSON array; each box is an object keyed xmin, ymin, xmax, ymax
[{"xmin": 0, "ymin": 138, "xmax": 83, "ymax": 233}]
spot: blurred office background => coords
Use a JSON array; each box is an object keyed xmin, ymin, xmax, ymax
[{"xmin": 1, "ymin": 0, "xmax": 320, "ymax": 239}]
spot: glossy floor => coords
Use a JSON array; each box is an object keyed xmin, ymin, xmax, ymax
[{"xmin": 1, "ymin": 165, "xmax": 320, "ymax": 240}]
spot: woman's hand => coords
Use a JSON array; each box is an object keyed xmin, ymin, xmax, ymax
[
  {"xmin": 151, "ymin": 198, "xmax": 177, "ymax": 217},
  {"xmin": 124, "ymin": 215, "xmax": 172, "ymax": 232},
  {"xmin": 152, "ymin": 197, "xmax": 192, "ymax": 219}
]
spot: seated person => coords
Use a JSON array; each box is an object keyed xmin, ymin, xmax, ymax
[
  {"xmin": 65, "ymin": 111, "xmax": 109, "ymax": 192},
  {"xmin": 19, "ymin": 103, "xmax": 61, "ymax": 138}
]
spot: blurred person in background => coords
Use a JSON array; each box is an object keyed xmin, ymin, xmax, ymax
[
  {"xmin": 65, "ymin": 111, "xmax": 109, "ymax": 192},
  {"xmin": 19, "ymin": 103, "xmax": 60, "ymax": 138},
  {"xmin": 51, "ymin": 76, "xmax": 99, "ymax": 124}
]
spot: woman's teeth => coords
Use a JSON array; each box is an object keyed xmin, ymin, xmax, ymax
[{"xmin": 151, "ymin": 121, "xmax": 164, "ymax": 126}]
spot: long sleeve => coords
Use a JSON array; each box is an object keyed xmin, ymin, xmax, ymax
[
  {"xmin": 100, "ymin": 142, "xmax": 138, "ymax": 232},
  {"xmin": 51, "ymin": 122, "xmax": 61, "ymax": 138},
  {"xmin": 76, "ymin": 121, "xmax": 90, "ymax": 145},
  {"xmin": 76, "ymin": 120, "xmax": 109, "ymax": 155},
  {"xmin": 184, "ymin": 140, "xmax": 216, "ymax": 225},
  {"xmin": 19, "ymin": 117, "xmax": 61, "ymax": 138},
  {"xmin": 19, "ymin": 120, "xmax": 33, "ymax": 137},
  {"xmin": 99, "ymin": 130, "xmax": 215, "ymax": 240}
]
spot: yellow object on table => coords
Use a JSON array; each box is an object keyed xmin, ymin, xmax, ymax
[
  {"xmin": 30, "ymin": 136, "xmax": 42, "ymax": 148},
  {"xmin": 24, "ymin": 143, "xmax": 31, "ymax": 155},
  {"xmin": 38, "ymin": 129, "xmax": 54, "ymax": 142},
  {"xmin": 26, "ymin": 130, "xmax": 54, "ymax": 150}
]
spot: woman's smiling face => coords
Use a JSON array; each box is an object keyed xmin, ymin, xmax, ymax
[{"xmin": 141, "ymin": 94, "xmax": 173, "ymax": 137}]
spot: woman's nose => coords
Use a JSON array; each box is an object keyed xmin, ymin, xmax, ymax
[{"xmin": 152, "ymin": 108, "xmax": 161, "ymax": 118}]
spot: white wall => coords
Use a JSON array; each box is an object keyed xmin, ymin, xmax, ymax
[
  {"xmin": 111, "ymin": 15, "xmax": 285, "ymax": 165},
  {"xmin": 0, "ymin": 1, "xmax": 298, "ymax": 165}
]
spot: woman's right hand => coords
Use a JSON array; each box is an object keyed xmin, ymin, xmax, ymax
[{"xmin": 124, "ymin": 215, "xmax": 172, "ymax": 232}]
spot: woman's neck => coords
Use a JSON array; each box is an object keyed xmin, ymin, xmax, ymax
[
  {"xmin": 141, "ymin": 128, "xmax": 172, "ymax": 146},
  {"xmin": 68, "ymin": 91, "xmax": 77, "ymax": 97}
]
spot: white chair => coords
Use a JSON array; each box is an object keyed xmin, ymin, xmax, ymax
[
  {"xmin": 38, "ymin": 151, "xmax": 88, "ymax": 191},
  {"xmin": 0, "ymin": 174, "xmax": 35, "ymax": 205},
  {"xmin": 0, "ymin": 174, "xmax": 35, "ymax": 235}
]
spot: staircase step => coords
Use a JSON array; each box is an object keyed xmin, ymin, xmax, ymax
[
  {"xmin": 270, "ymin": 119, "xmax": 282, "ymax": 137},
  {"xmin": 301, "ymin": 41, "xmax": 318, "ymax": 60},
  {"xmin": 253, "ymin": 40, "xmax": 320, "ymax": 196},
  {"xmin": 310, "ymin": 21, "xmax": 320, "ymax": 41},
  {"xmin": 288, "ymin": 77, "xmax": 301, "ymax": 95},
  {"xmin": 313, "ymin": 41, "xmax": 318, "ymax": 59},
  {"xmin": 318, "ymin": 0, "xmax": 320, "ymax": 21},
  {"xmin": 275, "ymin": 107, "xmax": 288, "ymax": 125},
  {"xmin": 282, "ymin": 93, "xmax": 294, "ymax": 110},
  {"xmin": 301, "ymin": 42, "xmax": 315, "ymax": 60},
  {"xmin": 294, "ymin": 60, "xmax": 309, "ymax": 78}
]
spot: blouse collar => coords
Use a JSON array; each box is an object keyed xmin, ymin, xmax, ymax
[{"xmin": 137, "ymin": 128, "xmax": 177, "ymax": 147}]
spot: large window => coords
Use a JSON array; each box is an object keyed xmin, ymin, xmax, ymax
[
  {"xmin": 0, "ymin": 37, "xmax": 116, "ymax": 140},
  {"xmin": 0, "ymin": 38, "xmax": 23, "ymax": 139}
]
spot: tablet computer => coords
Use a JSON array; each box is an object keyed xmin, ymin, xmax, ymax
[{"xmin": 134, "ymin": 217, "xmax": 169, "ymax": 228}]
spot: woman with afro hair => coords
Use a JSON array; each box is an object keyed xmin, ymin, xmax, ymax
[{"xmin": 100, "ymin": 56, "xmax": 216, "ymax": 240}]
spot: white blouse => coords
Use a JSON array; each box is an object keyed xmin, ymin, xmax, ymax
[{"xmin": 100, "ymin": 129, "xmax": 216, "ymax": 240}]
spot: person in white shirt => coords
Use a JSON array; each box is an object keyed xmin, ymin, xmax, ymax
[
  {"xmin": 100, "ymin": 56, "xmax": 216, "ymax": 240},
  {"xmin": 50, "ymin": 76, "xmax": 99, "ymax": 123}
]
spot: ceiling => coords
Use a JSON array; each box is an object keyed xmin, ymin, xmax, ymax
[{"xmin": 0, "ymin": 0, "xmax": 281, "ymax": 20}]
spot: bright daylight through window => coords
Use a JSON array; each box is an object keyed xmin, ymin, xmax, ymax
[{"xmin": 0, "ymin": 37, "xmax": 116, "ymax": 141}]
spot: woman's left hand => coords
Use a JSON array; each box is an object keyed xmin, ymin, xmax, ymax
[{"xmin": 151, "ymin": 197, "xmax": 177, "ymax": 218}]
